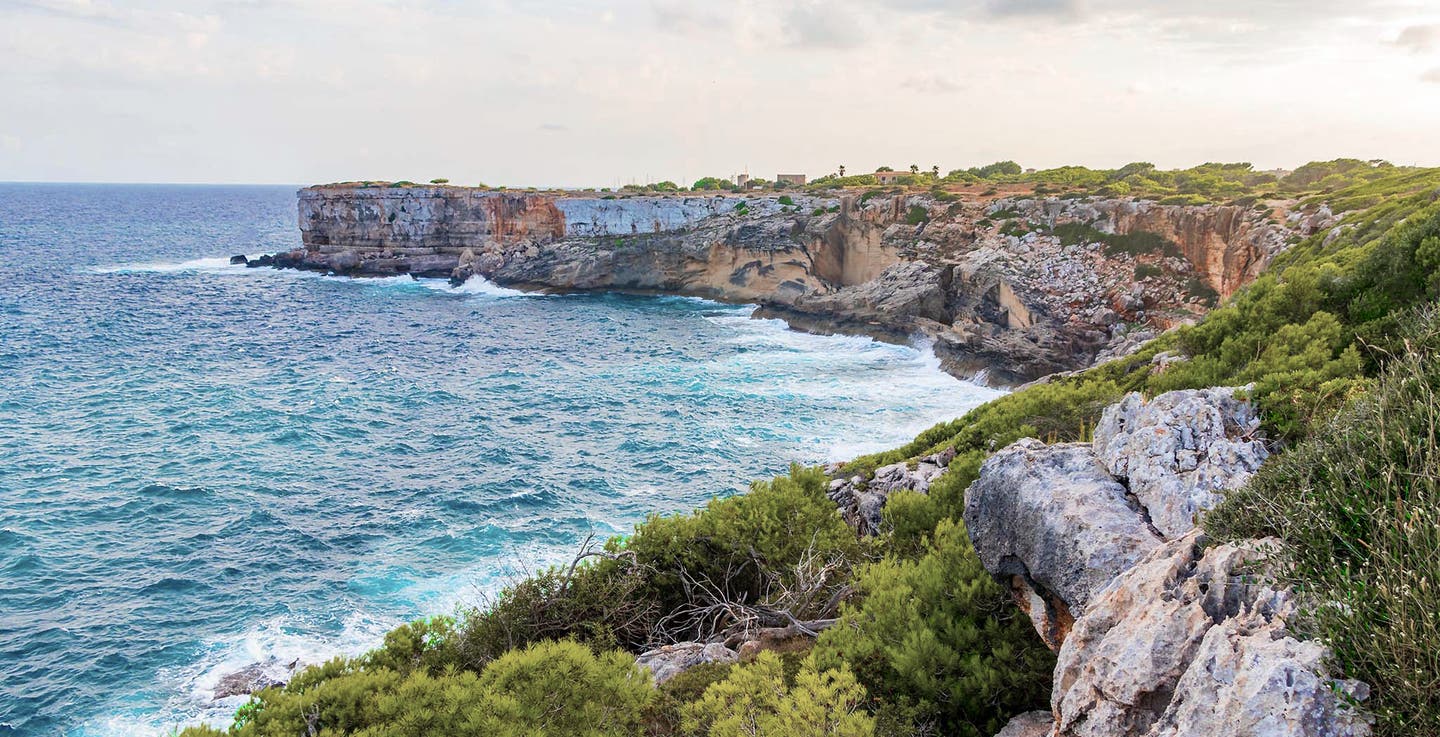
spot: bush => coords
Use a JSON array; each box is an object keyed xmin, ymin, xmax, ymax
[
  {"xmin": 905, "ymin": 205, "xmax": 929, "ymax": 225},
  {"xmin": 623, "ymin": 465, "xmax": 863, "ymax": 640},
  {"xmin": 812, "ymin": 520, "xmax": 1054, "ymax": 736},
  {"xmin": 1205, "ymin": 308, "xmax": 1440, "ymax": 736},
  {"xmin": 458, "ymin": 553, "xmax": 660, "ymax": 665},
  {"xmin": 1102, "ymin": 230, "xmax": 1181, "ymax": 258},
  {"xmin": 681, "ymin": 652, "xmax": 874, "ymax": 737},
  {"xmin": 1135, "ymin": 263, "xmax": 1164, "ymax": 280},
  {"xmin": 183, "ymin": 641, "xmax": 652, "ymax": 737},
  {"xmin": 778, "ymin": 195, "xmax": 795, "ymax": 206}
]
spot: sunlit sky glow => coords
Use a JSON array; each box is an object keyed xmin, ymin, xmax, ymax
[{"xmin": 2, "ymin": 0, "xmax": 1439, "ymax": 185}]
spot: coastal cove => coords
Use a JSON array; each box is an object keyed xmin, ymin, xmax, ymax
[{"xmin": 0, "ymin": 184, "xmax": 1004, "ymax": 736}]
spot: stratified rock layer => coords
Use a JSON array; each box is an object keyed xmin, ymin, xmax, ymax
[{"xmin": 281, "ymin": 185, "xmax": 1311, "ymax": 384}]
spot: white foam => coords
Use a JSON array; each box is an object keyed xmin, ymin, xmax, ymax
[
  {"xmin": 92, "ymin": 257, "xmax": 246, "ymax": 275},
  {"xmin": 420, "ymin": 275, "xmax": 529, "ymax": 298}
]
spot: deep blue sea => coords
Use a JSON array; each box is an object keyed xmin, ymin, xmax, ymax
[{"xmin": 0, "ymin": 183, "xmax": 1002, "ymax": 736}]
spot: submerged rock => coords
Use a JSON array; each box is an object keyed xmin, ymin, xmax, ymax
[{"xmin": 213, "ymin": 658, "xmax": 296, "ymax": 700}]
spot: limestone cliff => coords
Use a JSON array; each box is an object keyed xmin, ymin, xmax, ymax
[{"xmin": 272, "ymin": 185, "xmax": 1315, "ymax": 384}]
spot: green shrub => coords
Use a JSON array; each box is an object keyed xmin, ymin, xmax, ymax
[
  {"xmin": 1134, "ymin": 263, "xmax": 1164, "ymax": 280},
  {"xmin": 184, "ymin": 641, "xmax": 652, "ymax": 737},
  {"xmin": 1184, "ymin": 276, "xmax": 1220, "ymax": 306},
  {"xmin": 624, "ymin": 465, "xmax": 863, "ymax": 640},
  {"xmin": 478, "ymin": 640, "xmax": 653, "ymax": 735},
  {"xmin": 1102, "ymin": 230, "xmax": 1181, "ymax": 258},
  {"xmin": 681, "ymin": 652, "xmax": 874, "ymax": 737},
  {"xmin": 363, "ymin": 615, "xmax": 459, "ymax": 676},
  {"xmin": 778, "ymin": 195, "xmax": 795, "ymax": 206},
  {"xmin": 1158, "ymin": 193, "xmax": 1211, "ymax": 205},
  {"xmin": 644, "ymin": 662, "xmax": 736, "ymax": 735},
  {"xmin": 458, "ymin": 554, "xmax": 660, "ymax": 665},
  {"xmin": 1205, "ymin": 308, "xmax": 1440, "ymax": 736},
  {"xmin": 905, "ymin": 205, "xmax": 929, "ymax": 225},
  {"xmin": 812, "ymin": 520, "xmax": 1054, "ymax": 736}
]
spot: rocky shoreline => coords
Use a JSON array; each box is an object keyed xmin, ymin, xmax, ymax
[{"xmin": 243, "ymin": 185, "xmax": 1337, "ymax": 386}]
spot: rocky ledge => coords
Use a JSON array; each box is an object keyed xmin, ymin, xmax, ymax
[
  {"xmin": 251, "ymin": 185, "xmax": 1332, "ymax": 385},
  {"xmin": 960, "ymin": 388, "xmax": 1370, "ymax": 737}
]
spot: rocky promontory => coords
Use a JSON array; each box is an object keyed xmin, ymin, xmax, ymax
[{"xmin": 263, "ymin": 184, "xmax": 1328, "ymax": 384}]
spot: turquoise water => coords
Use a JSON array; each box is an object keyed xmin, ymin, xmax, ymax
[{"xmin": 0, "ymin": 183, "xmax": 1003, "ymax": 736}]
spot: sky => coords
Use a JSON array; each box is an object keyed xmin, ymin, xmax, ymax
[{"xmin": 1, "ymin": 0, "xmax": 1439, "ymax": 186}]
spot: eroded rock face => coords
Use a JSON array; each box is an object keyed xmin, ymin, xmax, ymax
[
  {"xmin": 1053, "ymin": 533, "xmax": 1370, "ymax": 737},
  {"xmin": 966, "ymin": 388, "xmax": 1370, "ymax": 737},
  {"xmin": 1093, "ymin": 388, "xmax": 1269, "ymax": 538},
  {"xmin": 963, "ymin": 439, "xmax": 1163, "ymax": 648},
  {"xmin": 634, "ymin": 642, "xmax": 738, "ymax": 686},
  {"xmin": 286, "ymin": 186, "xmax": 1305, "ymax": 384}
]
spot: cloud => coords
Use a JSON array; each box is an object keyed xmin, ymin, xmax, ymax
[
  {"xmin": 781, "ymin": 1, "xmax": 866, "ymax": 49},
  {"xmin": 650, "ymin": 1, "xmax": 731, "ymax": 37},
  {"xmin": 1423, "ymin": 67, "xmax": 1440, "ymax": 84},
  {"xmin": 985, "ymin": 0, "xmax": 1081, "ymax": 19},
  {"xmin": 901, "ymin": 74, "xmax": 966, "ymax": 94},
  {"xmin": 538, "ymin": 122, "xmax": 569, "ymax": 132},
  {"xmin": 1394, "ymin": 24, "xmax": 1440, "ymax": 53},
  {"xmin": 874, "ymin": 0, "xmax": 1082, "ymax": 21}
]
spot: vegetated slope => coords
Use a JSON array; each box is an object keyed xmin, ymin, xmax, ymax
[{"xmin": 184, "ymin": 164, "xmax": 1440, "ymax": 737}]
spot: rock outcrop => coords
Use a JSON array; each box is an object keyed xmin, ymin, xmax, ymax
[
  {"xmin": 964, "ymin": 388, "xmax": 1370, "ymax": 737},
  {"xmin": 1093, "ymin": 387, "xmax": 1268, "ymax": 538},
  {"xmin": 826, "ymin": 448, "xmax": 954, "ymax": 536},
  {"xmin": 275, "ymin": 185, "xmax": 1306, "ymax": 384},
  {"xmin": 1054, "ymin": 532, "xmax": 1370, "ymax": 737},
  {"xmin": 964, "ymin": 439, "xmax": 1163, "ymax": 648},
  {"xmin": 635, "ymin": 642, "xmax": 738, "ymax": 685}
]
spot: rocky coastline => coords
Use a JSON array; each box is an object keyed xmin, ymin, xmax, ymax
[{"xmin": 245, "ymin": 184, "xmax": 1336, "ymax": 386}]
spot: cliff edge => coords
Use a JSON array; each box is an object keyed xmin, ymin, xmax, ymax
[{"xmin": 268, "ymin": 185, "xmax": 1326, "ymax": 384}]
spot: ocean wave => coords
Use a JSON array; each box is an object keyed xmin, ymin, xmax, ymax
[{"xmin": 91, "ymin": 257, "xmax": 245, "ymax": 275}]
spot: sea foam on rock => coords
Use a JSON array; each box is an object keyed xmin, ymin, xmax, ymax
[{"xmin": 966, "ymin": 388, "xmax": 1371, "ymax": 737}]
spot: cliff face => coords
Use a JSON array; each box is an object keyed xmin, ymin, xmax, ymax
[{"xmin": 282, "ymin": 185, "xmax": 1314, "ymax": 384}]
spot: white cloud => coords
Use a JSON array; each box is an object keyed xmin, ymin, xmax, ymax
[
  {"xmin": 1395, "ymin": 24, "xmax": 1440, "ymax": 52},
  {"xmin": 0, "ymin": 0, "xmax": 1438, "ymax": 184}
]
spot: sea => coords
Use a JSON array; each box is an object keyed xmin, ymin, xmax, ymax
[{"xmin": 0, "ymin": 183, "xmax": 1003, "ymax": 735}]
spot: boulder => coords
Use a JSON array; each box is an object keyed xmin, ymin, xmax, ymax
[
  {"xmin": 634, "ymin": 642, "xmax": 738, "ymax": 686},
  {"xmin": 1052, "ymin": 532, "xmax": 1370, "ymax": 737},
  {"xmin": 996, "ymin": 711, "xmax": 1055, "ymax": 737},
  {"xmin": 1093, "ymin": 388, "xmax": 1268, "ymax": 538},
  {"xmin": 963, "ymin": 439, "xmax": 1163, "ymax": 649},
  {"xmin": 229, "ymin": 254, "xmax": 248, "ymax": 265}
]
